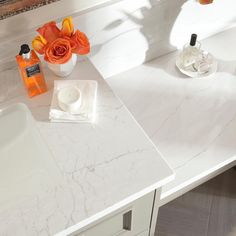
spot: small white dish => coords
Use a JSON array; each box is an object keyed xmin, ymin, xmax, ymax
[
  {"xmin": 57, "ymin": 86, "xmax": 82, "ymax": 114},
  {"xmin": 50, "ymin": 80, "xmax": 97, "ymax": 123},
  {"xmin": 176, "ymin": 51, "xmax": 218, "ymax": 78}
]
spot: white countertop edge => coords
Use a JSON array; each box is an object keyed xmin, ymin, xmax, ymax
[
  {"xmin": 160, "ymin": 156, "xmax": 236, "ymax": 205},
  {"xmin": 55, "ymin": 174, "xmax": 175, "ymax": 236}
]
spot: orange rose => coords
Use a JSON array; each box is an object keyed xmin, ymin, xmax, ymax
[
  {"xmin": 71, "ymin": 30, "xmax": 90, "ymax": 55},
  {"xmin": 44, "ymin": 38, "xmax": 72, "ymax": 64},
  {"xmin": 62, "ymin": 36, "xmax": 77, "ymax": 52},
  {"xmin": 37, "ymin": 21, "xmax": 60, "ymax": 43},
  {"xmin": 61, "ymin": 17, "xmax": 74, "ymax": 37},
  {"xmin": 199, "ymin": 0, "xmax": 213, "ymax": 4},
  {"xmin": 32, "ymin": 35, "xmax": 48, "ymax": 54}
]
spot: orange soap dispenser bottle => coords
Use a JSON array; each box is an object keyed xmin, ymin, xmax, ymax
[{"xmin": 16, "ymin": 44, "xmax": 47, "ymax": 98}]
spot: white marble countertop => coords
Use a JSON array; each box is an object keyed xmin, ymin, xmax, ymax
[
  {"xmin": 107, "ymin": 27, "xmax": 236, "ymax": 205},
  {"xmin": 0, "ymin": 59, "xmax": 173, "ymax": 235}
]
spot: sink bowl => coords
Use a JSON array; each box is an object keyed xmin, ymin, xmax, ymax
[{"xmin": 0, "ymin": 103, "xmax": 61, "ymax": 210}]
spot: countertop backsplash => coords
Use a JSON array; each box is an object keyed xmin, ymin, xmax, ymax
[{"xmin": 0, "ymin": 0, "xmax": 236, "ymax": 78}]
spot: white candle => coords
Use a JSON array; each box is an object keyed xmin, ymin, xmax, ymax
[{"xmin": 57, "ymin": 86, "xmax": 82, "ymax": 114}]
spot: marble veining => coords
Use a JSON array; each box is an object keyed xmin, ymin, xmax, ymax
[
  {"xmin": 0, "ymin": 60, "xmax": 173, "ymax": 236},
  {"xmin": 107, "ymin": 27, "xmax": 236, "ymax": 205}
]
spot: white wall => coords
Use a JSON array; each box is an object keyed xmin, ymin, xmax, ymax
[
  {"xmin": 0, "ymin": 0, "xmax": 236, "ymax": 78},
  {"xmin": 0, "ymin": 0, "xmax": 120, "ymax": 39},
  {"xmin": 170, "ymin": 0, "xmax": 236, "ymax": 48}
]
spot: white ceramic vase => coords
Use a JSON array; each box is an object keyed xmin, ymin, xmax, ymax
[{"xmin": 47, "ymin": 54, "xmax": 77, "ymax": 77}]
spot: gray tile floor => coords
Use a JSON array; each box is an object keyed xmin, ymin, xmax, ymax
[{"xmin": 156, "ymin": 168, "xmax": 236, "ymax": 236}]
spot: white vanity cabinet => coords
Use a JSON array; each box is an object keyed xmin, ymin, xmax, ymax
[
  {"xmin": 71, "ymin": 190, "xmax": 161, "ymax": 236},
  {"xmin": 0, "ymin": 59, "xmax": 174, "ymax": 235}
]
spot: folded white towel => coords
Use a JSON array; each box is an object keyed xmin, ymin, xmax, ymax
[{"xmin": 49, "ymin": 80, "xmax": 97, "ymax": 123}]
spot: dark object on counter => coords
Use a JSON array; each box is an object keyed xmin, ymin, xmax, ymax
[
  {"xmin": 19, "ymin": 44, "xmax": 30, "ymax": 55},
  {"xmin": 190, "ymin": 34, "xmax": 197, "ymax": 47}
]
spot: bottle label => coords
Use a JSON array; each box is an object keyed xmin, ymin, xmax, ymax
[{"xmin": 25, "ymin": 64, "xmax": 40, "ymax": 77}]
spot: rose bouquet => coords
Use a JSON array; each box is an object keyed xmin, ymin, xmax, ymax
[{"xmin": 32, "ymin": 17, "xmax": 90, "ymax": 76}]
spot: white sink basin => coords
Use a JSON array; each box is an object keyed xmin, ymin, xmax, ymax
[{"xmin": 0, "ymin": 103, "xmax": 61, "ymax": 209}]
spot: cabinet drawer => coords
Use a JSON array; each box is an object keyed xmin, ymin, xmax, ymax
[{"xmin": 74, "ymin": 191, "xmax": 155, "ymax": 236}]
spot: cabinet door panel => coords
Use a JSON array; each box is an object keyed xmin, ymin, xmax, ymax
[{"xmin": 74, "ymin": 191, "xmax": 155, "ymax": 236}]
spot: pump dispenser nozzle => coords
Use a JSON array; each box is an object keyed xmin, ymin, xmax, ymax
[{"xmin": 19, "ymin": 44, "xmax": 30, "ymax": 55}]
